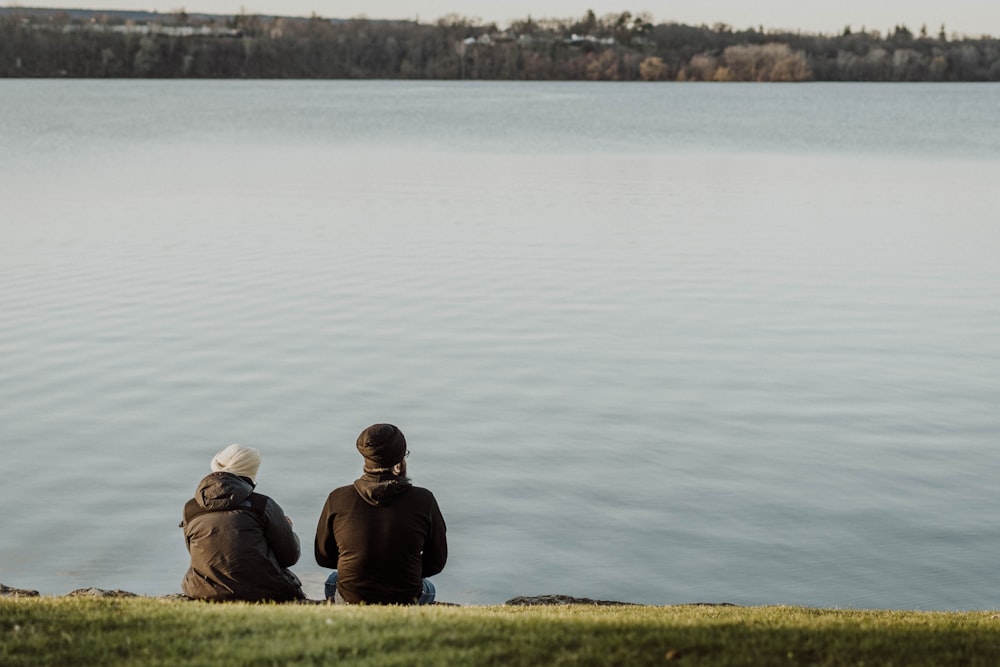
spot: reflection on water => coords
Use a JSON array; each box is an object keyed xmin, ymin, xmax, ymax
[{"xmin": 1, "ymin": 81, "xmax": 999, "ymax": 607}]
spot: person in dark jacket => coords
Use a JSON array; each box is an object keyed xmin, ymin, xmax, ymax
[
  {"xmin": 315, "ymin": 424, "xmax": 447, "ymax": 604},
  {"xmin": 181, "ymin": 444, "xmax": 305, "ymax": 602}
]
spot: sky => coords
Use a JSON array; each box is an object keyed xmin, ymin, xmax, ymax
[{"xmin": 17, "ymin": 1, "xmax": 1000, "ymax": 37}]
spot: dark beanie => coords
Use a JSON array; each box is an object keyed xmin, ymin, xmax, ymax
[{"xmin": 356, "ymin": 423, "xmax": 407, "ymax": 470}]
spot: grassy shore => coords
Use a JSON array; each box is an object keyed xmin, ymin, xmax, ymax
[{"xmin": 2, "ymin": 597, "xmax": 999, "ymax": 666}]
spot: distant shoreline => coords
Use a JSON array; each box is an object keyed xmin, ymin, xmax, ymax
[{"xmin": 2, "ymin": 7, "xmax": 998, "ymax": 81}]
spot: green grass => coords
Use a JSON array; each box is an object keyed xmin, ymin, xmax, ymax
[{"xmin": 2, "ymin": 598, "xmax": 1000, "ymax": 666}]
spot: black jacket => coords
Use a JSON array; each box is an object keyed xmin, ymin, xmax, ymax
[
  {"xmin": 181, "ymin": 472, "xmax": 303, "ymax": 602},
  {"xmin": 314, "ymin": 473, "xmax": 447, "ymax": 604}
]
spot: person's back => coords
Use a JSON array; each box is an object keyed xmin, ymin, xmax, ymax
[
  {"xmin": 181, "ymin": 444, "xmax": 304, "ymax": 602},
  {"xmin": 315, "ymin": 424, "xmax": 447, "ymax": 604}
]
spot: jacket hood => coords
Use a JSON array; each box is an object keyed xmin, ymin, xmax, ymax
[
  {"xmin": 353, "ymin": 472, "xmax": 412, "ymax": 507},
  {"xmin": 194, "ymin": 471, "xmax": 255, "ymax": 511}
]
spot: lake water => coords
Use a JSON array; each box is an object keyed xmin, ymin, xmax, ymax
[{"xmin": 1, "ymin": 80, "xmax": 999, "ymax": 609}]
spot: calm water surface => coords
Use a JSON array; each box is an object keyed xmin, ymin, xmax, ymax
[{"xmin": 1, "ymin": 81, "xmax": 999, "ymax": 608}]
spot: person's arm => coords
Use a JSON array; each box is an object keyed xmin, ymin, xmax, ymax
[
  {"xmin": 180, "ymin": 499, "xmax": 199, "ymax": 553},
  {"xmin": 263, "ymin": 498, "xmax": 301, "ymax": 568},
  {"xmin": 314, "ymin": 494, "xmax": 340, "ymax": 569},
  {"xmin": 421, "ymin": 495, "xmax": 447, "ymax": 578}
]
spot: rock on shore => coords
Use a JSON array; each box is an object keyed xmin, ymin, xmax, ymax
[
  {"xmin": 1, "ymin": 584, "xmax": 40, "ymax": 598},
  {"xmin": 504, "ymin": 595, "xmax": 737, "ymax": 607},
  {"xmin": 1, "ymin": 584, "xmax": 163, "ymax": 599},
  {"xmin": 505, "ymin": 594, "xmax": 637, "ymax": 606},
  {"xmin": 66, "ymin": 588, "xmax": 140, "ymax": 598}
]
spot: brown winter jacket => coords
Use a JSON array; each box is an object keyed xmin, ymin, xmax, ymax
[
  {"xmin": 315, "ymin": 473, "xmax": 447, "ymax": 604},
  {"xmin": 181, "ymin": 472, "xmax": 304, "ymax": 602}
]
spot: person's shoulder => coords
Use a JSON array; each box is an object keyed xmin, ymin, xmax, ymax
[
  {"xmin": 253, "ymin": 492, "xmax": 279, "ymax": 512},
  {"xmin": 250, "ymin": 490, "xmax": 273, "ymax": 503},
  {"xmin": 327, "ymin": 484, "xmax": 357, "ymax": 500},
  {"xmin": 407, "ymin": 485, "xmax": 439, "ymax": 502}
]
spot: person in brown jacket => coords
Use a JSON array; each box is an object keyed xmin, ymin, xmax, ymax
[
  {"xmin": 181, "ymin": 444, "xmax": 305, "ymax": 602},
  {"xmin": 315, "ymin": 424, "xmax": 447, "ymax": 604}
]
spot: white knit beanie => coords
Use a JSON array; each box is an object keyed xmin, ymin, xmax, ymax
[{"xmin": 211, "ymin": 444, "xmax": 262, "ymax": 484}]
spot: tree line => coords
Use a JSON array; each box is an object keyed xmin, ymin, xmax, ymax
[{"xmin": 2, "ymin": 8, "xmax": 999, "ymax": 81}]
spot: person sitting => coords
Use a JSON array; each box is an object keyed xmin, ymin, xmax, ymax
[
  {"xmin": 315, "ymin": 424, "xmax": 447, "ymax": 604},
  {"xmin": 181, "ymin": 444, "xmax": 305, "ymax": 602}
]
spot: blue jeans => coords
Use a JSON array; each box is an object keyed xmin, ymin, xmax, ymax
[{"xmin": 324, "ymin": 571, "xmax": 436, "ymax": 605}]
